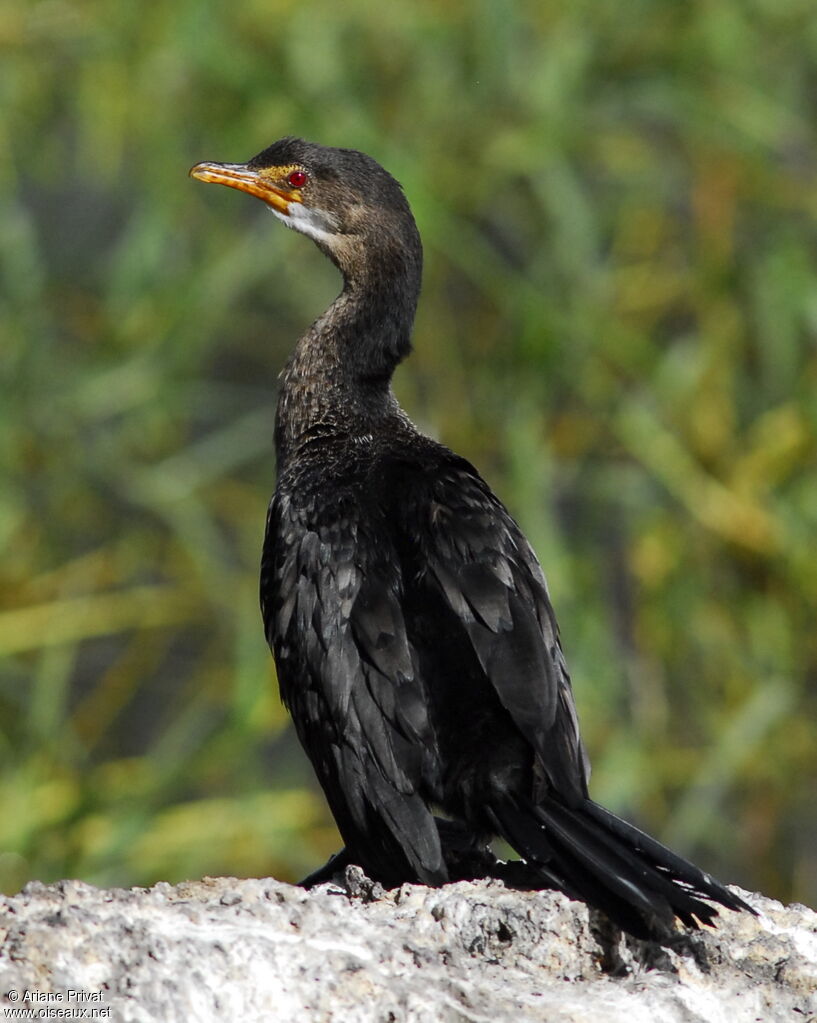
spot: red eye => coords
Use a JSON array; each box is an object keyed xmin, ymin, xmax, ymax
[{"xmin": 287, "ymin": 170, "xmax": 308, "ymax": 188}]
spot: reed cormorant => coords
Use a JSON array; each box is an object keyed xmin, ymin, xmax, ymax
[{"xmin": 190, "ymin": 138, "xmax": 751, "ymax": 941}]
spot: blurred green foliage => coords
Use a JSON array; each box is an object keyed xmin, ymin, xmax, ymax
[{"xmin": 1, "ymin": 0, "xmax": 815, "ymax": 906}]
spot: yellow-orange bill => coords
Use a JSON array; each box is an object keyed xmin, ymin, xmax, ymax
[{"xmin": 189, "ymin": 161, "xmax": 295, "ymax": 215}]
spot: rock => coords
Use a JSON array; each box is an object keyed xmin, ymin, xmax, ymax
[{"xmin": 0, "ymin": 875, "xmax": 814, "ymax": 1022}]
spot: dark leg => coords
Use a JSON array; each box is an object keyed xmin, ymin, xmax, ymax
[{"xmin": 299, "ymin": 818, "xmax": 528, "ymax": 888}]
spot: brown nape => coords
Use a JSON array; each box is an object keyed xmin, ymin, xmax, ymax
[{"xmin": 192, "ymin": 137, "xmax": 754, "ymax": 943}]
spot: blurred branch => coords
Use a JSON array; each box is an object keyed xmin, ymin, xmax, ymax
[{"xmin": 0, "ymin": 587, "xmax": 203, "ymax": 656}]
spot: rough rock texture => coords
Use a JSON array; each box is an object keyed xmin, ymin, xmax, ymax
[{"xmin": 0, "ymin": 871, "xmax": 814, "ymax": 1022}]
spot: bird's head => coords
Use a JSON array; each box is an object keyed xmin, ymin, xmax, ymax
[{"xmin": 190, "ymin": 137, "xmax": 421, "ymax": 283}]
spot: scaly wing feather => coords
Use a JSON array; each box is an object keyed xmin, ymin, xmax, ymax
[
  {"xmin": 261, "ymin": 481, "xmax": 445, "ymax": 885},
  {"xmin": 385, "ymin": 448, "xmax": 590, "ymax": 805}
]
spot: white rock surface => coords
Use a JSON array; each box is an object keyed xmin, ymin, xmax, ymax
[{"xmin": 0, "ymin": 873, "xmax": 814, "ymax": 1022}]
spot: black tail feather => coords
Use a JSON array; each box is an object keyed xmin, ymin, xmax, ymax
[
  {"xmin": 488, "ymin": 803, "xmax": 666, "ymax": 939},
  {"xmin": 491, "ymin": 795, "xmax": 753, "ymax": 942},
  {"xmin": 582, "ymin": 800, "xmax": 751, "ymax": 914}
]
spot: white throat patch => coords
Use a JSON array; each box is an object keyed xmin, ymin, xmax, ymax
[{"xmin": 270, "ymin": 203, "xmax": 337, "ymax": 245}]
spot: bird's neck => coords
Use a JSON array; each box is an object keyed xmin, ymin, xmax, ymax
[{"xmin": 274, "ymin": 253, "xmax": 421, "ymax": 465}]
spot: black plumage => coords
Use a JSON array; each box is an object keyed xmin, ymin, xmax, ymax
[{"xmin": 190, "ymin": 138, "xmax": 752, "ymax": 941}]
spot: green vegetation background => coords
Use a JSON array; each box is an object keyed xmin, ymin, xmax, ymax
[{"xmin": 1, "ymin": 0, "xmax": 815, "ymax": 907}]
